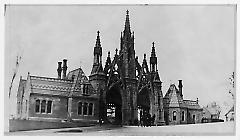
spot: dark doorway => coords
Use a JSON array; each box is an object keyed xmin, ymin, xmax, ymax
[
  {"xmin": 137, "ymin": 87, "xmax": 151, "ymax": 122},
  {"xmin": 106, "ymin": 85, "xmax": 122, "ymax": 125}
]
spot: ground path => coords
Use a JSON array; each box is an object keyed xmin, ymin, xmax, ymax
[{"xmin": 6, "ymin": 122, "xmax": 234, "ymax": 136}]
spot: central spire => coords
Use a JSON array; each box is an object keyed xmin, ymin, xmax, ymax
[{"xmin": 124, "ymin": 10, "xmax": 131, "ymax": 38}]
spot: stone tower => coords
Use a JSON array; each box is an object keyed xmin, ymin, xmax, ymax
[
  {"xmin": 149, "ymin": 42, "xmax": 165, "ymax": 125},
  {"xmin": 118, "ymin": 10, "xmax": 138, "ymax": 125},
  {"xmin": 89, "ymin": 31, "xmax": 107, "ymax": 121}
]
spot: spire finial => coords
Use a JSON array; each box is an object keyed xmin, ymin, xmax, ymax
[
  {"xmin": 144, "ymin": 53, "xmax": 146, "ymax": 59},
  {"xmin": 151, "ymin": 42, "xmax": 156, "ymax": 57},
  {"xmin": 108, "ymin": 51, "xmax": 110, "ymax": 57},
  {"xmin": 124, "ymin": 10, "xmax": 131, "ymax": 37},
  {"xmin": 95, "ymin": 31, "xmax": 101, "ymax": 47}
]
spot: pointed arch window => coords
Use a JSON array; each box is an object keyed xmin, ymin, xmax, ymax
[
  {"xmin": 88, "ymin": 103, "xmax": 93, "ymax": 115},
  {"xmin": 47, "ymin": 101, "xmax": 52, "ymax": 113},
  {"xmin": 193, "ymin": 115, "xmax": 196, "ymax": 123},
  {"xmin": 35, "ymin": 99, "xmax": 40, "ymax": 113},
  {"xmin": 41, "ymin": 100, "xmax": 46, "ymax": 113},
  {"xmin": 83, "ymin": 102, "xmax": 88, "ymax": 115},
  {"xmin": 83, "ymin": 84, "xmax": 88, "ymax": 94},
  {"xmin": 78, "ymin": 102, "xmax": 82, "ymax": 115},
  {"xmin": 173, "ymin": 111, "xmax": 177, "ymax": 121},
  {"xmin": 182, "ymin": 111, "xmax": 185, "ymax": 121}
]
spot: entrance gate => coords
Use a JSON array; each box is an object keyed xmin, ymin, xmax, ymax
[{"xmin": 106, "ymin": 85, "xmax": 122, "ymax": 124}]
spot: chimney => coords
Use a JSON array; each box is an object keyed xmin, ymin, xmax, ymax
[
  {"xmin": 178, "ymin": 80, "xmax": 183, "ymax": 97},
  {"xmin": 57, "ymin": 62, "xmax": 62, "ymax": 79},
  {"xmin": 62, "ymin": 59, "xmax": 68, "ymax": 79}
]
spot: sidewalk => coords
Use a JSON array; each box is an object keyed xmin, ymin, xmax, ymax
[{"xmin": 6, "ymin": 124, "xmax": 122, "ymax": 135}]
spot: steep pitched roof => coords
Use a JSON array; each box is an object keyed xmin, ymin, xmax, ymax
[
  {"xmin": 67, "ymin": 67, "xmax": 96, "ymax": 96},
  {"xmin": 153, "ymin": 71, "xmax": 161, "ymax": 82},
  {"xmin": 91, "ymin": 65, "xmax": 105, "ymax": 75},
  {"xmin": 164, "ymin": 84, "xmax": 183, "ymax": 108}
]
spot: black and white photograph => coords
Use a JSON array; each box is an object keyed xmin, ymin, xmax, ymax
[{"xmin": 2, "ymin": 1, "xmax": 239, "ymax": 137}]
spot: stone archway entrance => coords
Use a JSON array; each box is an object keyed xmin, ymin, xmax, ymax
[
  {"xmin": 137, "ymin": 87, "xmax": 151, "ymax": 122},
  {"xmin": 106, "ymin": 85, "xmax": 122, "ymax": 125}
]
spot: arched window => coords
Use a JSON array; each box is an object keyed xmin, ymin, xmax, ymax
[
  {"xmin": 41, "ymin": 100, "xmax": 46, "ymax": 113},
  {"xmin": 193, "ymin": 115, "xmax": 196, "ymax": 123},
  {"xmin": 86, "ymin": 85, "xmax": 88, "ymax": 94},
  {"xmin": 83, "ymin": 102, "xmax": 88, "ymax": 115},
  {"xmin": 173, "ymin": 111, "xmax": 177, "ymax": 121},
  {"xmin": 47, "ymin": 100, "xmax": 52, "ymax": 113},
  {"xmin": 35, "ymin": 99, "xmax": 40, "ymax": 113},
  {"xmin": 88, "ymin": 103, "xmax": 93, "ymax": 115},
  {"xmin": 182, "ymin": 111, "xmax": 185, "ymax": 121},
  {"xmin": 78, "ymin": 102, "xmax": 82, "ymax": 115},
  {"xmin": 83, "ymin": 85, "xmax": 88, "ymax": 94},
  {"xmin": 83, "ymin": 85, "xmax": 86, "ymax": 94}
]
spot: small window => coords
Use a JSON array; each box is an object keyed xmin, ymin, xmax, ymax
[
  {"xmin": 35, "ymin": 99, "xmax": 40, "ymax": 113},
  {"xmin": 47, "ymin": 101, "xmax": 52, "ymax": 113},
  {"xmin": 88, "ymin": 103, "xmax": 93, "ymax": 115},
  {"xmin": 83, "ymin": 85, "xmax": 88, "ymax": 94},
  {"xmin": 86, "ymin": 85, "xmax": 88, "ymax": 94},
  {"xmin": 181, "ymin": 111, "xmax": 184, "ymax": 121},
  {"xmin": 193, "ymin": 115, "xmax": 196, "ymax": 123},
  {"xmin": 78, "ymin": 102, "xmax": 82, "ymax": 115},
  {"xmin": 41, "ymin": 100, "xmax": 46, "ymax": 113},
  {"xmin": 159, "ymin": 109, "xmax": 162, "ymax": 120},
  {"xmin": 83, "ymin": 102, "xmax": 88, "ymax": 115},
  {"xmin": 83, "ymin": 85, "xmax": 86, "ymax": 93},
  {"xmin": 173, "ymin": 111, "xmax": 177, "ymax": 121}
]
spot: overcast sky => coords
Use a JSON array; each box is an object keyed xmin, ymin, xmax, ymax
[{"xmin": 5, "ymin": 5, "xmax": 235, "ymax": 118}]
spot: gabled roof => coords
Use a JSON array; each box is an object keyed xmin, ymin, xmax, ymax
[
  {"xmin": 203, "ymin": 106, "xmax": 220, "ymax": 115},
  {"xmin": 164, "ymin": 84, "xmax": 183, "ymax": 108},
  {"xmin": 153, "ymin": 71, "xmax": 161, "ymax": 82},
  {"xmin": 67, "ymin": 67, "xmax": 90, "ymax": 84},
  {"xmin": 67, "ymin": 67, "xmax": 96, "ymax": 96},
  {"xmin": 163, "ymin": 84, "xmax": 202, "ymax": 110}
]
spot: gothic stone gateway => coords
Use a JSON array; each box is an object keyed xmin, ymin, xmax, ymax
[
  {"xmin": 16, "ymin": 11, "xmax": 202, "ymax": 126},
  {"xmin": 89, "ymin": 11, "xmax": 165, "ymax": 125}
]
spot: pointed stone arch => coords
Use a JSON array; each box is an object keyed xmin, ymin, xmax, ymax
[{"xmin": 106, "ymin": 83, "xmax": 123, "ymax": 124}]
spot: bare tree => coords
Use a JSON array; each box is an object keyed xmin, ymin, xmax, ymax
[
  {"xmin": 228, "ymin": 72, "xmax": 235, "ymax": 100},
  {"xmin": 8, "ymin": 54, "xmax": 22, "ymax": 98}
]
